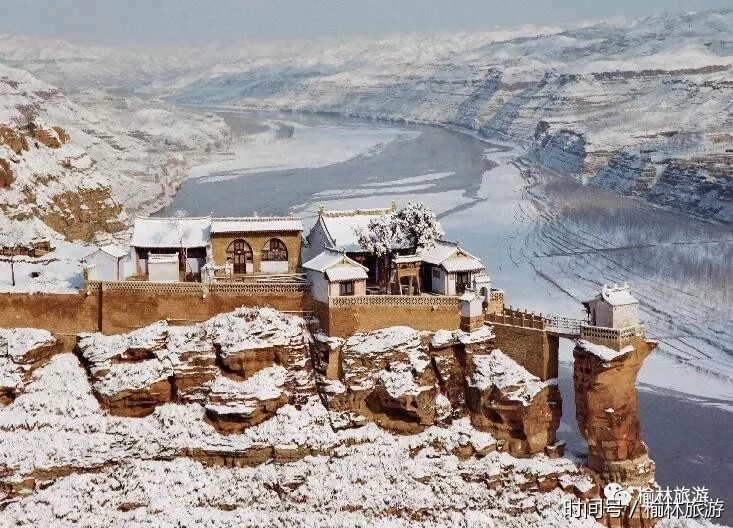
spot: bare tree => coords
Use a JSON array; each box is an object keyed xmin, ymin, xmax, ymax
[
  {"xmin": 167, "ymin": 209, "xmax": 191, "ymax": 280},
  {"xmin": 3, "ymin": 223, "xmax": 26, "ymax": 287}
]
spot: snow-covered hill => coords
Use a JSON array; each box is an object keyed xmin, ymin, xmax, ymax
[
  {"xmin": 0, "ymin": 60, "xmax": 231, "ymax": 230},
  {"xmin": 0, "ymin": 63, "xmax": 125, "ymax": 243},
  {"xmin": 163, "ymin": 10, "xmax": 732, "ymax": 221},
  {"xmin": 3, "ymin": 11, "xmax": 730, "ymax": 222}
]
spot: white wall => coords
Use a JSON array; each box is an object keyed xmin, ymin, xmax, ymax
[
  {"xmin": 612, "ymin": 304, "xmax": 638, "ymax": 329},
  {"xmin": 149, "ymin": 260, "xmax": 179, "ymax": 282},
  {"xmin": 447, "ymin": 274, "xmax": 456, "ymax": 295},
  {"xmin": 307, "ymin": 269, "xmax": 330, "ymax": 303},
  {"xmin": 185, "ymin": 257, "xmax": 205, "ymax": 274},
  {"xmin": 261, "ymin": 260, "xmax": 289, "ymax": 273},
  {"xmin": 87, "ymin": 252, "xmax": 121, "ymax": 281}
]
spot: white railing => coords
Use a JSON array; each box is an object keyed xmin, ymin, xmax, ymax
[{"xmin": 329, "ymin": 295, "xmax": 460, "ymax": 307}]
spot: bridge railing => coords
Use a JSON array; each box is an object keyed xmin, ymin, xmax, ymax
[
  {"xmin": 543, "ymin": 316, "xmax": 583, "ymax": 336},
  {"xmin": 486, "ymin": 307, "xmax": 545, "ymax": 330},
  {"xmin": 579, "ymin": 324, "xmax": 644, "ymax": 346}
]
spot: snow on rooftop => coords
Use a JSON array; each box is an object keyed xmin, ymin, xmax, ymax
[
  {"xmin": 210, "ymin": 216, "xmax": 303, "ymax": 234},
  {"xmin": 148, "ymin": 253, "xmax": 179, "ymax": 264},
  {"xmin": 302, "ymin": 249, "xmax": 367, "ymax": 274},
  {"xmin": 318, "ymin": 206, "xmax": 395, "ymax": 252},
  {"xmin": 131, "ymin": 216, "xmax": 211, "ymax": 249},
  {"xmin": 442, "ymin": 256, "xmax": 485, "ymax": 273},
  {"xmin": 418, "ymin": 240, "xmax": 459, "ymax": 265},
  {"xmin": 393, "ymin": 254, "xmax": 422, "ymax": 264},
  {"xmin": 470, "ymin": 350, "xmax": 551, "ymax": 406},
  {"xmin": 578, "ymin": 340, "xmax": 635, "ymax": 363},
  {"xmin": 600, "ymin": 283, "xmax": 638, "ymax": 306},
  {"xmin": 325, "ymin": 266, "xmax": 368, "ymax": 282},
  {"xmin": 419, "ymin": 240, "xmax": 481, "ymax": 268},
  {"xmin": 99, "ymin": 245, "xmax": 128, "ymax": 258}
]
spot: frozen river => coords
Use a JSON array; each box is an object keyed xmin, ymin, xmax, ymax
[{"xmin": 160, "ymin": 110, "xmax": 733, "ymax": 522}]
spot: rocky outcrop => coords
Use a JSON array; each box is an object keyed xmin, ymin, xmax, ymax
[
  {"xmin": 0, "ymin": 126, "xmax": 28, "ymax": 154},
  {"xmin": 76, "ymin": 308, "xmax": 314, "ymax": 427},
  {"xmin": 204, "ymin": 366, "xmax": 290, "ymax": 434},
  {"xmin": 465, "ymin": 350, "xmax": 561, "ymax": 457},
  {"xmin": 327, "ymin": 327, "xmax": 438, "ymax": 434},
  {"xmin": 0, "ymin": 328, "xmax": 61, "ymax": 405},
  {"xmin": 573, "ymin": 337, "xmax": 657, "ymax": 487},
  {"xmin": 39, "ymin": 186, "xmax": 125, "ymax": 241},
  {"xmin": 0, "ymin": 158, "xmax": 13, "ymax": 187},
  {"xmin": 32, "ymin": 126, "xmax": 66, "ymax": 149},
  {"xmin": 313, "ymin": 323, "xmax": 561, "ymax": 457}
]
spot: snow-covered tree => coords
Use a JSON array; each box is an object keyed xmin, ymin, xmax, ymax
[
  {"xmin": 355, "ymin": 213, "xmax": 398, "ymax": 256},
  {"xmin": 393, "ymin": 202, "xmax": 444, "ymax": 253},
  {"xmin": 355, "ymin": 202, "xmax": 443, "ymax": 256}
]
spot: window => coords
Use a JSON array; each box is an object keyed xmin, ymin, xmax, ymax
[
  {"xmin": 432, "ymin": 267, "xmax": 440, "ymax": 279},
  {"xmin": 226, "ymin": 239, "xmax": 252, "ymax": 274},
  {"xmin": 262, "ymin": 238, "xmax": 288, "ymax": 261},
  {"xmin": 339, "ymin": 281, "xmax": 355, "ymax": 296}
]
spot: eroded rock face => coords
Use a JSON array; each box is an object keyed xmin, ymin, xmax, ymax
[
  {"xmin": 573, "ymin": 337, "xmax": 657, "ymax": 486},
  {"xmin": 465, "ymin": 350, "xmax": 561, "ymax": 456},
  {"xmin": 327, "ymin": 327, "xmax": 438, "ymax": 434},
  {"xmin": 0, "ymin": 158, "xmax": 13, "ymax": 187},
  {"xmin": 0, "ymin": 126, "xmax": 28, "ymax": 154},
  {"xmin": 205, "ymin": 366, "xmax": 289, "ymax": 434},
  {"xmin": 32, "ymin": 127, "xmax": 65, "ymax": 149},
  {"xmin": 69, "ymin": 308, "xmax": 653, "ymax": 470},
  {"xmin": 77, "ymin": 321, "xmax": 174, "ymax": 417},
  {"xmin": 76, "ymin": 308, "xmax": 314, "ymax": 428},
  {"xmin": 311, "ymin": 324, "xmax": 562, "ymax": 457},
  {"xmin": 0, "ymin": 328, "xmax": 61, "ymax": 405}
]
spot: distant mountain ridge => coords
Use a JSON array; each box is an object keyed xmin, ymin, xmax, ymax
[{"xmin": 0, "ymin": 9, "xmax": 730, "ymax": 222}]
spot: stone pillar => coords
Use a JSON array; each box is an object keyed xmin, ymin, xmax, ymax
[
  {"xmin": 573, "ymin": 336, "xmax": 657, "ymax": 487},
  {"xmin": 459, "ymin": 290, "xmax": 484, "ymax": 332}
]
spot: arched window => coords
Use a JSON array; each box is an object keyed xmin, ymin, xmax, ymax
[
  {"xmin": 226, "ymin": 239, "xmax": 252, "ymax": 274},
  {"xmin": 262, "ymin": 238, "xmax": 288, "ymax": 261}
]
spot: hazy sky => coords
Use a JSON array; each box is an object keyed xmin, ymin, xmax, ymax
[{"xmin": 0, "ymin": 0, "xmax": 729, "ymax": 45}]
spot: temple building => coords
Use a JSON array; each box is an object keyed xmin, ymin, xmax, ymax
[
  {"xmin": 583, "ymin": 283, "xmax": 639, "ymax": 329},
  {"xmin": 210, "ymin": 217, "xmax": 303, "ymax": 276},
  {"xmin": 304, "ymin": 203, "xmax": 398, "ymax": 283},
  {"xmin": 418, "ymin": 240, "xmax": 489, "ymax": 295},
  {"xmin": 303, "ymin": 249, "xmax": 369, "ymax": 303},
  {"xmin": 130, "ymin": 216, "xmax": 210, "ymax": 279},
  {"xmin": 129, "ymin": 215, "xmax": 303, "ymax": 281}
]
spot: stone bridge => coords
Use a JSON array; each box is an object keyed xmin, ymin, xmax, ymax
[
  {"xmin": 486, "ymin": 307, "xmax": 585, "ymax": 339},
  {"xmin": 542, "ymin": 315, "xmax": 584, "ymax": 339}
]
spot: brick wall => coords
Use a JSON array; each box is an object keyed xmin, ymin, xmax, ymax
[
  {"xmin": 0, "ymin": 283, "xmax": 311, "ymax": 339},
  {"xmin": 0, "ymin": 292, "xmax": 99, "ymax": 347},
  {"xmin": 491, "ymin": 323, "xmax": 558, "ymax": 381},
  {"xmin": 323, "ymin": 299, "xmax": 461, "ymax": 337},
  {"xmin": 98, "ymin": 288, "xmax": 310, "ymax": 334}
]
